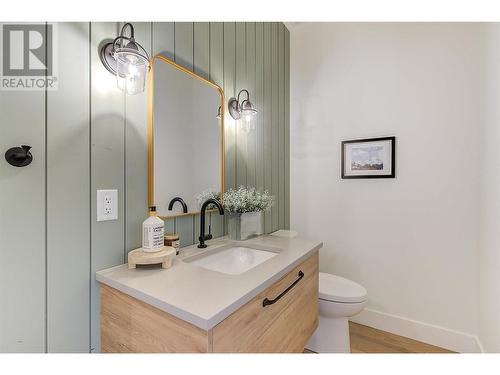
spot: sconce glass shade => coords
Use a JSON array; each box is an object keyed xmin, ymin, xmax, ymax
[
  {"xmin": 99, "ymin": 23, "xmax": 150, "ymax": 95},
  {"xmin": 115, "ymin": 47, "xmax": 149, "ymax": 95},
  {"xmin": 241, "ymin": 117, "xmax": 256, "ymax": 132},
  {"xmin": 228, "ymin": 89, "xmax": 258, "ymax": 123},
  {"xmin": 240, "ymin": 99, "xmax": 258, "ymax": 121}
]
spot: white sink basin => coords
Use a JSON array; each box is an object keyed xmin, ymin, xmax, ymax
[{"xmin": 184, "ymin": 245, "xmax": 279, "ymax": 275}]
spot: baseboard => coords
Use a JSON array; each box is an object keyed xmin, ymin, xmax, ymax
[{"xmin": 350, "ymin": 308, "xmax": 483, "ymax": 353}]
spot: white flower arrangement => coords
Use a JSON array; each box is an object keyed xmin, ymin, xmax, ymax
[
  {"xmin": 223, "ymin": 186, "xmax": 274, "ymax": 214},
  {"xmin": 196, "ymin": 189, "xmax": 221, "ymax": 209},
  {"xmin": 196, "ymin": 186, "xmax": 274, "ymax": 214}
]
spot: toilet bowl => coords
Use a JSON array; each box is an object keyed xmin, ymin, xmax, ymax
[{"xmin": 306, "ymin": 273, "xmax": 367, "ymax": 353}]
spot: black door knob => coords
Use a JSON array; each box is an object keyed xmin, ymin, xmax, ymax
[{"xmin": 5, "ymin": 145, "xmax": 33, "ymax": 167}]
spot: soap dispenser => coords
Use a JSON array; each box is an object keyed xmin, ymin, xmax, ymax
[{"xmin": 142, "ymin": 206, "xmax": 164, "ymax": 252}]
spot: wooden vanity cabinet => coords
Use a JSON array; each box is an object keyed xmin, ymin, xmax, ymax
[
  {"xmin": 212, "ymin": 252, "xmax": 319, "ymax": 352},
  {"xmin": 101, "ymin": 252, "xmax": 319, "ymax": 353}
]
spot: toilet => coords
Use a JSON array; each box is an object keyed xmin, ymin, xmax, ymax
[{"xmin": 306, "ymin": 272, "xmax": 367, "ymax": 353}]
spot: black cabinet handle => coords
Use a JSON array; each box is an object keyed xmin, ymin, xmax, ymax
[{"xmin": 262, "ymin": 270, "xmax": 304, "ymax": 307}]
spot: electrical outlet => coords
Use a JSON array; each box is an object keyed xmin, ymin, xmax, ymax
[{"xmin": 97, "ymin": 189, "xmax": 118, "ymax": 222}]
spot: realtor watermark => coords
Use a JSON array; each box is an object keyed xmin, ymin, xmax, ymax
[{"xmin": 0, "ymin": 23, "xmax": 58, "ymax": 90}]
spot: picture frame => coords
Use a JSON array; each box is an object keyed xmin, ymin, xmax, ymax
[{"xmin": 341, "ymin": 136, "xmax": 396, "ymax": 179}]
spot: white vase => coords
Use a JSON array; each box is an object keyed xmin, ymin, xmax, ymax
[{"xmin": 227, "ymin": 211, "xmax": 264, "ymax": 241}]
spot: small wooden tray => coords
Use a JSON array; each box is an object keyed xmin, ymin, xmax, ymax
[{"xmin": 128, "ymin": 246, "xmax": 176, "ymax": 269}]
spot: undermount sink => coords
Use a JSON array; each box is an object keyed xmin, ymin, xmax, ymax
[{"xmin": 183, "ymin": 244, "xmax": 280, "ymax": 275}]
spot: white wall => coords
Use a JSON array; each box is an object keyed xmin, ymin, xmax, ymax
[
  {"xmin": 480, "ymin": 24, "xmax": 500, "ymax": 353},
  {"xmin": 290, "ymin": 23, "xmax": 484, "ymax": 350}
]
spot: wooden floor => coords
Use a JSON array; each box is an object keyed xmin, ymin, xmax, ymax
[
  {"xmin": 349, "ymin": 322, "xmax": 453, "ymax": 353},
  {"xmin": 305, "ymin": 322, "xmax": 453, "ymax": 353}
]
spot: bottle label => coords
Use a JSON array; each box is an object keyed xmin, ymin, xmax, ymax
[{"xmin": 143, "ymin": 224, "xmax": 164, "ymax": 251}]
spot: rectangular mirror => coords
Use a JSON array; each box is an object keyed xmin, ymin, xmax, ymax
[{"xmin": 149, "ymin": 55, "xmax": 224, "ymax": 217}]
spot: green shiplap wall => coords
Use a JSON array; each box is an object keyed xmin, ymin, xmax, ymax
[{"xmin": 0, "ymin": 21, "xmax": 289, "ymax": 353}]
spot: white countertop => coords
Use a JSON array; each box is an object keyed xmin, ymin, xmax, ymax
[{"xmin": 96, "ymin": 234, "xmax": 322, "ymax": 330}]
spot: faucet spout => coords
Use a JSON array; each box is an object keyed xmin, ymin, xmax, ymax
[
  {"xmin": 198, "ymin": 198, "xmax": 224, "ymax": 248},
  {"xmin": 168, "ymin": 197, "xmax": 188, "ymax": 213}
]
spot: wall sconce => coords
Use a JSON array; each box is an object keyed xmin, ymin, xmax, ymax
[
  {"xmin": 216, "ymin": 106, "xmax": 222, "ymax": 120},
  {"xmin": 228, "ymin": 89, "xmax": 258, "ymax": 122},
  {"xmin": 99, "ymin": 23, "xmax": 150, "ymax": 95}
]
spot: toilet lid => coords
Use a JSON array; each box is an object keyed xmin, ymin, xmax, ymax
[{"xmin": 319, "ymin": 273, "xmax": 367, "ymax": 303}]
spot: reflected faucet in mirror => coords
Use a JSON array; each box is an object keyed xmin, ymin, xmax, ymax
[
  {"xmin": 150, "ymin": 54, "xmax": 224, "ymax": 217},
  {"xmin": 198, "ymin": 199, "xmax": 224, "ymax": 249},
  {"xmin": 168, "ymin": 197, "xmax": 188, "ymax": 213}
]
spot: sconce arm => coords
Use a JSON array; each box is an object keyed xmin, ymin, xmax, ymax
[
  {"xmin": 120, "ymin": 23, "xmax": 135, "ymax": 39},
  {"xmin": 237, "ymin": 89, "xmax": 250, "ymax": 107}
]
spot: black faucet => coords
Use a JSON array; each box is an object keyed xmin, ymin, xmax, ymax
[
  {"xmin": 198, "ymin": 198, "xmax": 224, "ymax": 248},
  {"xmin": 168, "ymin": 197, "xmax": 188, "ymax": 213}
]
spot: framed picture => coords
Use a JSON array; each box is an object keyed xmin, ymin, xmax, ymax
[{"xmin": 341, "ymin": 136, "xmax": 396, "ymax": 179}]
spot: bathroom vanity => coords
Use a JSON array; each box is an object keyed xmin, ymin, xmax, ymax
[
  {"xmin": 96, "ymin": 235, "xmax": 322, "ymax": 353},
  {"xmin": 94, "ymin": 53, "xmax": 321, "ymax": 353}
]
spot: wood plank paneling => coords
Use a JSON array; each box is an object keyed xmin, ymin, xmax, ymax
[
  {"xmin": 46, "ymin": 22, "xmax": 90, "ymax": 352},
  {"xmin": 120, "ymin": 21, "xmax": 288, "ymax": 264},
  {"xmin": 152, "ymin": 23, "xmax": 176, "ymax": 244},
  {"xmin": 255, "ymin": 23, "xmax": 264, "ymax": 193},
  {"xmin": 90, "ymin": 22, "xmax": 126, "ymax": 353},
  {"xmin": 192, "ymin": 22, "xmax": 215, "ymax": 241},
  {"xmin": 176, "ymin": 216, "xmax": 195, "ymax": 248},
  {"xmin": 210, "ymin": 211, "xmax": 224, "ymax": 239},
  {"xmin": 0, "ymin": 23, "xmax": 46, "ymax": 352},
  {"xmin": 164, "ymin": 218, "xmax": 175, "ymax": 235},
  {"xmin": 209, "ymin": 23, "xmax": 224, "ymax": 86},
  {"xmin": 223, "ymin": 23, "xmax": 237, "ymax": 191},
  {"xmin": 246, "ymin": 23, "xmax": 256, "ymax": 188},
  {"xmin": 278, "ymin": 24, "xmax": 285, "ymax": 229},
  {"xmin": 194, "ymin": 22, "xmax": 210, "ymax": 79},
  {"xmin": 175, "ymin": 22, "xmax": 194, "ymax": 71},
  {"xmin": 263, "ymin": 23, "xmax": 273, "ymax": 234},
  {"xmin": 153, "ymin": 23, "xmax": 175, "ymax": 58},
  {"xmin": 1, "ymin": 22, "xmax": 289, "ymax": 353},
  {"xmin": 271, "ymin": 23, "xmax": 279, "ymax": 232},
  {"xmin": 235, "ymin": 23, "xmax": 247, "ymax": 188},
  {"xmin": 152, "ymin": 22, "xmax": 175, "ymax": 244},
  {"xmin": 164, "ymin": 219, "xmax": 175, "ymax": 234},
  {"xmin": 209, "ymin": 22, "xmax": 225, "ymax": 238},
  {"xmin": 125, "ymin": 23, "xmax": 151, "ymax": 255}
]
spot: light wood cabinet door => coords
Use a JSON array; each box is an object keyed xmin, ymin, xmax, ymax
[
  {"xmin": 101, "ymin": 284, "xmax": 209, "ymax": 353},
  {"xmin": 212, "ymin": 252, "xmax": 319, "ymax": 353}
]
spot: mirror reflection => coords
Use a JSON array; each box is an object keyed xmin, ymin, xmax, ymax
[{"xmin": 151, "ymin": 56, "xmax": 223, "ymax": 217}]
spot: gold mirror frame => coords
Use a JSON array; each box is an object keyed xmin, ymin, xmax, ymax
[{"xmin": 148, "ymin": 54, "xmax": 225, "ymax": 217}]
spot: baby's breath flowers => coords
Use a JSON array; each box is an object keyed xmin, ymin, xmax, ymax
[
  {"xmin": 196, "ymin": 189, "xmax": 221, "ymax": 209},
  {"xmin": 196, "ymin": 186, "xmax": 274, "ymax": 213},
  {"xmin": 223, "ymin": 186, "xmax": 274, "ymax": 214}
]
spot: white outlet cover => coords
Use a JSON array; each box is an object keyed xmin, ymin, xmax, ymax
[{"xmin": 97, "ymin": 189, "xmax": 118, "ymax": 222}]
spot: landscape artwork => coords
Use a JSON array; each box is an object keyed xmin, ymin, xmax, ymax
[
  {"xmin": 341, "ymin": 137, "xmax": 395, "ymax": 179},
  {"xmin": 351, "ymin": 145, "xmax": 384, "ymax": 170}
]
